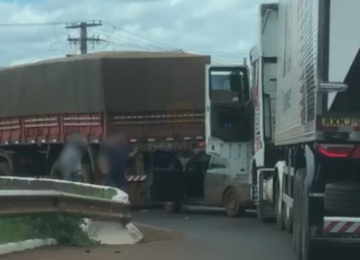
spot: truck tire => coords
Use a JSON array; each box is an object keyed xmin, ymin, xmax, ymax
[
  {"xmin": 293, "ymin": 168, "xmax": 307, "ymax": 259},
  {"xmin": 324, "ymin": 182, "xmax": 360, "ymax": 216},
  {"xmin": 284, "ymin": 208, "xmax": 293, "ymax": 233},
  {"xmin": 224, "ymin": 187, "xmax": 245, "ymax": 217},
  {"xmin": 294, "ymin": 168, "xmax": 318, "ymax": 260},
  {"xmin": 293, "ymin": 169, "xmax": 302, "ymax": 257},
  {"xmin": 274, "ymin": 179, "xmax": 285, "ymax": 230},
  {"xmin": 164, "ymin": 202, "xmax": 182, "ymax": 213},
  {"xmin": 0, "ymin": 162, "xmax": 10, "ymax": 175}
]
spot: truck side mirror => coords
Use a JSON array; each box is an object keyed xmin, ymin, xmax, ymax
[{"xmin": 229, "ymin": 72, "xmax": 242, "ymax": 92}]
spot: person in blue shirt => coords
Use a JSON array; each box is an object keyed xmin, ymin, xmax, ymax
[{"xmin": 98, "ymin": 132, "xmax": 138, "ymax": 189}]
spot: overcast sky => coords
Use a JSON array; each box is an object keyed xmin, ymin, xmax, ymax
[{"xmin": 0, "ymin": 0, "xmax": 274, "ymax": 66}]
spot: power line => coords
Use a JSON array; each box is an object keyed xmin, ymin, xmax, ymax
[
  {"xmin": 105, "ymin": 40, "xmax": 153, "ymax": 51},
  {"xmin": 103, "ymin": 22, "xmax": 176, "ymax": 50},
  {"xmin": 0, "ymin": 22, "xmax": 63, "ymax": 27},
  {"xmin": 66, "ymin": 21, "xmax": 103, "ymax": 54},
  {"xmin": 98, "ymin": 27, "xmax": 166, "ymax": 51},
  {"xmin": 102, "ymin": 33, "xmax": 246, "ymax": 61},
  {"xmin": 0, "ymin": 20, "xmax": 247, "ymax": 63},
  {"xmin": 98, "ymin": 23, "xmax": 248, "ymax": 59}
]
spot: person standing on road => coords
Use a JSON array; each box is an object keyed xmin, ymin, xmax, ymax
[
  {"xmin": 53, "ymin": 133, "xmax": 88, "ymax": 182},
  {"xmin": 98, "ymin": 131, "xmax": 138, "ymax": 189}
]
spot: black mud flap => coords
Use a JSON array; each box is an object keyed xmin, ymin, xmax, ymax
[{"xmin": 149, "ymin": 168, "xmax": 186, "ymax": 202}]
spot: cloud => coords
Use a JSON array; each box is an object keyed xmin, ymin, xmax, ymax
[{"xmin": 0, "ymin": 0, "xmax": 274, "ymax": 66}]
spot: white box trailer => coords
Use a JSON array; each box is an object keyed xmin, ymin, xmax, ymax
[
  {"xmin": 275, "ymin": 0, "xmax": 359, "ymax": 145},
  {"xmin": 250, "ymin": 1, "xmax": 360, "ymax": 260}
]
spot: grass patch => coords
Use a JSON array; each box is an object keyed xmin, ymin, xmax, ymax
[
  {"xmin": 0, "ymin": 217, "xmax": 30, "ymax": 244},
  {"xmin": 0, "ymin": 215, "xmax": 97, "ymax": 246}
]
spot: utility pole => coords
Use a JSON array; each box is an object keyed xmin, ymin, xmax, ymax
[{"xmin": 66, "ymin": 21, "xmax": 102, "ymax": 54}]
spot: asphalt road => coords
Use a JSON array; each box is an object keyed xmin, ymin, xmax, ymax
[
  {"xmin": 132, "ymin": 206, "xmax": 360, "ymax": 260},
  {"xmin": 5, "ymin": 206, "xmax": 360, "ymax": 260},
  {"xmin": 132, "ymin": 206, "xmax": 296, "ymax": 260}
]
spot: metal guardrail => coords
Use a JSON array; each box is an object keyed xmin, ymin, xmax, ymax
[{"xmin": 0, "ymin": 190, "xmax": 130, "ymax": 224}]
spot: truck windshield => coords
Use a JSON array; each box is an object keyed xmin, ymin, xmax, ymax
[{"xmin": 209, "ymin": 67, "xmax": 249, "ymax": 103}]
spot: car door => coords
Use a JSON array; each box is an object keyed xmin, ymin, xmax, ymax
[
  {"xmin": 184, "ymin": 151, "xmax": 211, "ymax": 198},
  {"xmin": 204, "ymin": 155, "xmax": 228, "ymax": 206},
  {"xmin": 148, "ymin": 151, "xmax": 186, "ymax": 202}
]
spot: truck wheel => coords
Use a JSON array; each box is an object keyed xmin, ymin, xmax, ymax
[
  {"xmin": 256, "ymin": 206, "xmax": 265, "ymax": 222},
  {"xmin": 294, "ymin": 168, "xmax": 318, "ymax": 260},
  {"xmin": 325, "ymin": 182, "xmax": 360, "ymax": 216},
  {"xmin": 164, "ymin": 202, "xmax": 182, "ymax": 213},
  {"xmin": 293, "ymin": 169, "xmax": 301, "ymax": 256},
  {"xmin": 224, "ymin": 187, "xmax": 245, "ymax": 217},
  {"xmin": 256, "ymin": 204, "xmax": 274, "ymax": 223},
  {"xmin": 293, "ymin": 169, "xmax": 302, "ymax": 259},
  {"xmin": 0, "ymin": 162, "xmax": 10, "ymax": 175},
  {"xmin": 284, "ymin": 207, "xmax": 293, "ymax": 233},
  {"xmin": 274, "ymin": 179, "xmax": 285, "ymax": 230}
]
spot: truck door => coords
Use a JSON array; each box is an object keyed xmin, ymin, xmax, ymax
[
  {"xmin": 183, "ymin": 151, "xmax": 212, "ymax": 198},
  {"xmin": 148, "ymin": 151, "xmax": 186, "ymax": 202},
  {"xmin": 205, "ymin": 65, "xmax": 252, "ymax": 156}
]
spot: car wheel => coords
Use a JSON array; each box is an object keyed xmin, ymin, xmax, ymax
[{"xmin": 224, "ymin": 187, "xmax": 245, "ymax": 217}]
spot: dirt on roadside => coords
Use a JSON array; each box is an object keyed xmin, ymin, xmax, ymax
[
  {"xmin": 2, "ymin": 224, "xmax": 184, "ymax": 260},
  {"xmin": 137, "ymin": 225, "xmax": 183, "ymax": 243},
  {"xmin": 3, "ymin": 239, "xmax": 215, "ymax": 260}
]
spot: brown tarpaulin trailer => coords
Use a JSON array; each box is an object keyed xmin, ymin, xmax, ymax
[{"xmin": 0, "ymin": 51, "xmax": 210, "ymax": 117}]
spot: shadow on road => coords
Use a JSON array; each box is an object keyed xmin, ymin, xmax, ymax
[{"xmin": 132, "ymin": 206, "xmax": 257, "ymax": 219}]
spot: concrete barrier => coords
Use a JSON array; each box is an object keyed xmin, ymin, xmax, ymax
[
  {"xmin": 0, "ymin": 239, "xmax": 57, "ymax": 256},
  {"xmin": 87, "ymin": 221, "xmax": 143, "ymax": 245},
  {"xmin": 0, "ymin": 176, "xmax": 143, "ymax": 255}
]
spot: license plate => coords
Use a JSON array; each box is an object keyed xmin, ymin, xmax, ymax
[{"xmin": 322, "ymin": 117, "xmax": 360, "ymax": 127}]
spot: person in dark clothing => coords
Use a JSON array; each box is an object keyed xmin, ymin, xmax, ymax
[{"xmin": 98, "ymin": 132, "xmax": 138, "ymax": 189}]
